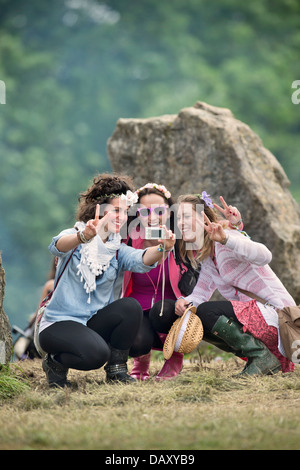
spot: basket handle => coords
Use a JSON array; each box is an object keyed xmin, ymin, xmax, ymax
[{"xmin": 182, "ymin": 304, "xmax": 197, "ymax": 316}]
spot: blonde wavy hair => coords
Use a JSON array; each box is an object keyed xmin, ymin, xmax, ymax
[{"xmin": 177, "ymin": 194, "xmax": 225, "ymax": 268}]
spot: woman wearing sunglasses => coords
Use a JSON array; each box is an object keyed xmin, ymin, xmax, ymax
[{"xmin": 121, "ymin": 183, "xmax": 185, "ymax": 381}]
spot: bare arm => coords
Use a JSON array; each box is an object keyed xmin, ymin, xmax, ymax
[{"xmin": 56, "ymin": 204, "xmax": 101, "ymax": 253}]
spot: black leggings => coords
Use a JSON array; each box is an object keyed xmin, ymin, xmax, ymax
[
  {"xmin": 149, "ymin": 299, "xmax": 241, "ymax": 335},
  {"xmin": 129, "ymin": 308, "xmax": 165, "ymax": 357},
  {"xmin": 39, "ymin": 298, "xmax": 143, "ymax": 371},
  {"xmin": 129, "ymin": 299, "xmax": 190, "ymax": 357}
]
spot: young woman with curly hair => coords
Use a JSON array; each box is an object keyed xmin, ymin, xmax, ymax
[{"xmin": 38, "ymin": 173, "xmax": 175, "ymax": 387}]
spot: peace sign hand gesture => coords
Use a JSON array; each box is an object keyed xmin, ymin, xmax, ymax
[
  {"xmin": 213, "ymin": 196, "xmax": 242, "ymax": 227},
  {"xmin": 84, "ymin": 204, "xmax": 101, "ymax": 241},
  {"xmin": 202, "ymin": 212, "xmax": 228, "ymax": 245}
]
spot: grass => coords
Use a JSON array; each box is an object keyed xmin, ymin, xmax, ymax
[
  {"xmin": 0, "ymin": 364, "xmax": 29, "ymax": 400},
  {"xmin": 0, "ymin": 352, "xmax": 299, "ymax": 450}
]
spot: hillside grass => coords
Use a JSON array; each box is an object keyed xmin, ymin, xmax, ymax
[{"xmin": 0, "ymin": 352, "xmax": 299, "ymax": 451}]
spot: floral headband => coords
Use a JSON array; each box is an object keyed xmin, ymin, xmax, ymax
[
  {"xmin": 135, "ymin": 183, "xmax": 172, "ymax": 200},
  {"xmin": 99, "ymin": 190, "xmax": 138, "ymax": 207},
  {"xmin": 195, "ymin": 191, "xmax": 214, "ymax": 208}
]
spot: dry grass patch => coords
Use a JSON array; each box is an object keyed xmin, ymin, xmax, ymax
[{"xmin": 0, "ymin": 356, "xmax": 299, "ymax": 450}]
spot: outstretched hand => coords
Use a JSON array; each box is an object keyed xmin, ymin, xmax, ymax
[{"xmin": 213, "ymin": 196, "xmax": 241, "ymax": 226}]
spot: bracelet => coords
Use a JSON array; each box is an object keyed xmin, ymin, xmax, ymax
[
  {"xmin": 77, "ymin": 230, "xmax": 93, "ymax": 244},
  {"xmin": 157, "ymin": 243, "xmax": 171, "ymax": 253},
  {"xmin": 220, "ymin": 234, "xmax": 229, "ymax": 245},
  {"xmin": 230, "ymin": 219, "xmax": 242, "ymax": 229},
  {"xmin": 176, "ymin": 297, "xmax": 193, "ymax": 308}
]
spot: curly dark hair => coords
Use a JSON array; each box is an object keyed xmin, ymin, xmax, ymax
[{"xmin": 76, "ymin": 173, "xmax": 134, "ymax": 222}]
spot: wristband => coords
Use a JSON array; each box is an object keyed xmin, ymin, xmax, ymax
[
  {"xmin": 220, "ymin": 234, "xmax": 229, "ymax": 245},
  {"xmin": 230, "ymin": 219, "xmax": 242, "ymax": 229},
  {"xmin": 157, "ymin": 243, "xmax": 171, "ymax": 253},
  {"xmin": 78, "ymin": 230, "xmax": 93, "ymax": 244}
]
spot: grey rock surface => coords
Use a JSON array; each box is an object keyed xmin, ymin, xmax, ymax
[{"xmin": 108, "ymin": 101, "xmax": 300, "ymax": 303}]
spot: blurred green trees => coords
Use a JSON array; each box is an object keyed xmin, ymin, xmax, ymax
[{"xmin": 0, "ymin": 0, "xmax": 299, "ymax": 327}]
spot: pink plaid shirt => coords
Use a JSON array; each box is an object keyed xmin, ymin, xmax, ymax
[{"xmin": 185, "ymin": 230, "xmax": 295, "ymax": 310}]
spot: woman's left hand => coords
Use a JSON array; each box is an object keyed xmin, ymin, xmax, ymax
[
  {"xmin": 213, "ymin": 196, "xmax": 241, "ymax": 227},
  {"xmin": 203, "ymin": 212, "xmax": 227, "ymax": 244}
]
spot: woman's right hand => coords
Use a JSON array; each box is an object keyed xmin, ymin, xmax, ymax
[
  {"xmin": 203, "ymin": 212, "xmax": 228, "ymax": 244},
  {"xmin": 84, "ymin": 204, "xmax": 100, "ymax": 240},
  {"xmin": 56, "ymin": 205, "xmax": 103, "ymax": 252},
  {"xmin": 175, "ymin": 298, "xmax": 191, "ymax": 316}
]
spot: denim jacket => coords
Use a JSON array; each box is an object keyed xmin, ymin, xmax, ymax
[{"xmin": 44, "ymin": 228, "xmax": 155, "ymax": 326}]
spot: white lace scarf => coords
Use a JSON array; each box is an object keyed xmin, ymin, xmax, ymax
[{"xmin": 75, "ymin": 222, "xmax": 121, "ymax": 303}]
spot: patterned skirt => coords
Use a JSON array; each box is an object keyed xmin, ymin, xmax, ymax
[{"xmin": 231, "ymin": 299, "xmax": 294, "ymax": 373}]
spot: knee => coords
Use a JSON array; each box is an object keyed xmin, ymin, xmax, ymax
[
  {"xmin": 150, "ymin": 299, "xmax": 176, "ymax": 319},
  {"xmin": 120, "ymin": 297, "xmax": 143, "ymax": 321},
  {"xmin": 196, "ymin": 302, "xmax": 217, "ymax": 332},
  {"xmin": 196, "ymin": 302, "xmax": 211, "ymax": 319}
]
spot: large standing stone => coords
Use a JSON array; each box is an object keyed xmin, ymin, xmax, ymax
[
  {"xmin": 107, "ymin": 101, "xmax": 300, "ymax": 303},
  {"xmin": 0, "ymin": 252, "xmax": 13, "ymax": 364}
]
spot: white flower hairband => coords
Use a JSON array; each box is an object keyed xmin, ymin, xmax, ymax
[
  {"xmin": 135, "ymin": 183, "xmax": 172, "ymax": 199},
  {"xmin": 120, "ymin": 190, "xmax": 139, "ymax": 206},
  {"xmin": 101, "ymin": 190, "xmax": 138, "ymax": 206}
]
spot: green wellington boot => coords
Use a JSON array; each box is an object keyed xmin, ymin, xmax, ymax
[{"xmin": 211, "ymin": 315, "xmax": 281, "ymax": 376}]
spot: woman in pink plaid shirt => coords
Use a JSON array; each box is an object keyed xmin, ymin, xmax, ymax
[{"xmin": 153, "ymin": 193, "xmax": 296, "ymax": 375}]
